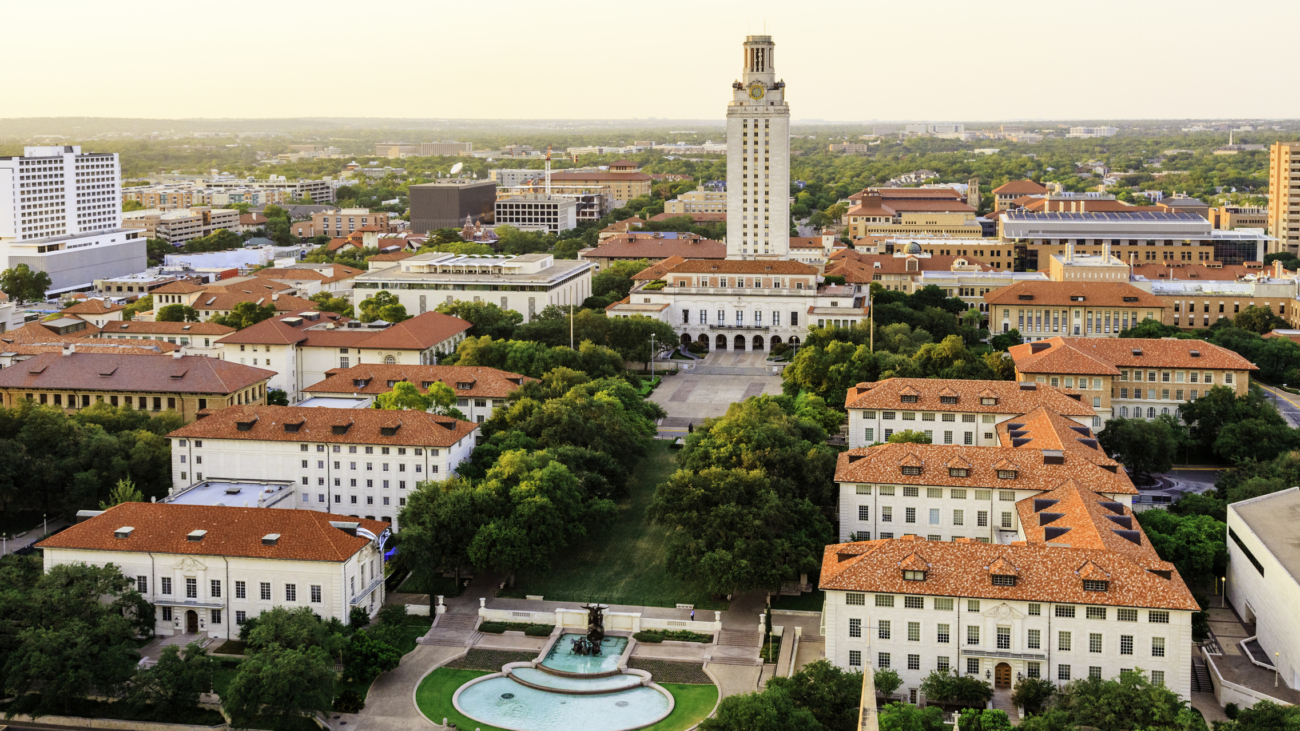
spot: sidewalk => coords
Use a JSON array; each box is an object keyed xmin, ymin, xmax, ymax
[{"xmin": 2, "ymin": 517, "xmax": 71, "ymax": 555}]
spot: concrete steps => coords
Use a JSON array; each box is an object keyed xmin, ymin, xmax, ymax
[
  {"xmin": 419, "ymin": 612, "xmax": 481, "ymax": 646},
  {"xmin": 992, "ymin": 688, "xmax": 1019, "ymax": 725},
  {"xmin": 717, "ymin": 629, "xmax": 762, "ymax": 648},
  {"xmin": 1192, "ymin": 657, "xmax": 1213, "ymax": 692},
  {"xmin": 436, "ymin": 613, "xmax": 479, "ymax": 630}
]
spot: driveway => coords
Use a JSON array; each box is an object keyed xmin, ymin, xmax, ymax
[{"xmin": 1258, "ymin": 383, "xmax": 1300, "ymax": 428}]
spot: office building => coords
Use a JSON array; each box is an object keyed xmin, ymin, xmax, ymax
[
  {"xmin": 206, "ymin": 177, "xmax": 335, "ymax": 204},
  {"xmin": 489, "ymin": 169, "xmax": 545, "ymax": 188},
  {"xmin": 1007, "ymin": 337, "xmax": 1255, "ymax": 423},
  {"xmin": 548, "ymin": 165, "xmax": 654, "ymax": 210},
  {"xmin": 826, "ymin": 247, "xmax": 994, "ymax": 294},
  {"xmin": 1149, "ymin": 278, "xmax": 1296, "ymax": 330},
  {"xmin": 39, "ymin": 503, "xmax": 390, "ymax": 638},
  {"xmin": 1208, "ymin": 206, "xmax": 1268, "ymax": 231},
  {"xmin": 580, "ymin": 232, "xmax": 726, "ymax": 272},
  {"xmin": 0, "ymin": 146, "xmax": 146, "ymax": 293},
  {"xmin": 1268, "ymin": 142, "xmax": 1300, "ymax": 255},
  {"xmin": 992, "ymin": 180, "xmax": 1049, "ymax": 212},
  {"xmin": 493, "ymin": 194, "xmax": 578, "ymax": 234},
  {"xmin": 310, "ymin": 209, "xmax": 391, "ymax": 239},
  {"xmin": 408, "ymin": 180, "xmax": 497, "ymax": 233},
  {"xmin": 149, "ymin": 207, "xmax": 241, "ymax": 245},
  {"xmin": 726, "ymin": 36, "xmax": 791, "ymax": 259},
  {"xmin": 1067, "ymin": 126, "xmax": 1119, "ymax": 138},
  {"xmin": 353, "ymin": 252, "xmax": 591, "ymax": 324},
  {"xmin": 664, "ymin": 189, "xmax": 728, "ymax": 215},
  {"xmin": 845, "ymin": 193, "xmax": 982, "ymax": 238},
  {"xmin": 375, "ymin": 142, "xmax": 472, "ymax": 158},
  {"xmin": 165, "ymin": 406, "xmax": 477, "ymax": 529}
]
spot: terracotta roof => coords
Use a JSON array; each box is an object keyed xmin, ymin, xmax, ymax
[
  {"xmin": 0, "ymin": 321, "xmax": 100, "ymax": 344},
  {"xmin": 648, "ymin": 212, "xmax": 726, "ymax": 223},
  {"xmin": 168, "ymin": 405, "xmax": 478, "ymax": 447},
  {"xmin": 1009, "ymin": 337, "xmax": 1257, "ymax": 374},
  {"xmin": 61, "ymin": 299, "xmax": 125, "ymax": 316},
  {"xmin": 848, "ymin": 199, "xmax": 977, "ymax": 217},
  {"xmin": 826, "ymin": 253, "xmax": 993, "ymax": 283},
  {"xmin": 1263, "ymin": 330, "xmax": 1300, "ymax": 345},
  {"xmin": 1018, "ymin": 198, "xmax": 1162, "ymax": 214},
  {"xmin": 255, "ymin": 265, "xmax": 364, "ymax": 285},
  {"xmin": 38, "ymin": 503, "xmax": 385, "ymax": 564},
  {"xmin": 789, "ymin": 237, "xmax": 833, "ymax": 249},
  {"xmin": 661, "ymin": 260, "xmax": 818, "ymax": 275},
  {"xmin": 101, "ymin": 321, "xmax": 236, "ymax": 336},
  {"xmin": 239, "ymin": 213, "xmax": 269, "ymax": 226},
  {"xmin": 1, "ymin": 341, "xmax": 180, "ymax": 357},
  {"xmin": 0, "ymin": 352, "xmax": 273, "ymax": 394},
  {"xmin": 153, "ymin": 281, "xmax": 205, "ymax": 294},
  {"xmin": 203, "ymin": 278, "xmax": 295, "ymax": 295},
  {"xmin": 631, "ymin": 256, "xmax": 688, "ymax": 281},
  {"xmin": 993, "ymin": 180, "xmax": 1049, "ymax": 195},
  {"xmin": 1013, "ymin": 479, "xmax": 1162, "ymax": 563},
  {"xmin": 819, "ymin": 536, "xmax": 1197, "ymax": 610},
  {"xmin": 218, "ymin": 311, "xmax": 470, "ymax": 350},
  {"xmin": 835, "ymin": 441, "xmax": 1135, "ymax": 495},
  {"xmin": 367, "ymin": 251, "xmax": 415, "ymax": 263},
  {"xmin": 194, "ymin": 293, "xmax": 318, "ymax": 314},
  {"xmin": 327, "ymin": 237, "xmax": 364, "ymax": 252},
  {"xmin": 983, "ymin": 282, "xmax": 1163, "ymax": 309},
  {"xmin": 305, "ymin": 364, "xmax": 535, "ymax": 399},
  {"xmin": 600, "ymin": 217, "xmax": 646, "ymax": 234},
  {"xmin": 586, "ymin": 237, "xmax": 725, "ymax": 261},
  {"xmin": 347, "ymin": 312, "xmax": 471, "ymax": 350},
  {"xmin": 850, "ymin": 188, "xmax": 965, "ymax": 202},
  {"xmin": 844, "ymin": 378, "xmax": 1095, "ymax": 417},
  {"xmin": 1132, "ymin": 263, "xmax": 1273, "ymax": 280}
]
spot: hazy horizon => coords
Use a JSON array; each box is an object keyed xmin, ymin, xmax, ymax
[{"xmin": 7, "ymin": 0, "xmax": 1298, "ymax": 121}]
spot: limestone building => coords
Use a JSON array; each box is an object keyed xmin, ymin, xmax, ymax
[
  {"xmin": 726, "ymin": 35, "xmax": 791, "ymax": 260},
  {"xmin": 1268, "ymin": 142, "xmax": 1300, "ymax": 255},
  {"xmin": 984, "ymin": 281, "xmax": 1165, "ymax": 340},
  {"xmin": 302, "ymin": 364, "xmax": 535, "ymax": 424}
]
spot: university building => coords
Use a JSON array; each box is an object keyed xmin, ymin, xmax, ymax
[{"xmin": 302, "ymin": 364, "xmax": 535, "ymax": 423}]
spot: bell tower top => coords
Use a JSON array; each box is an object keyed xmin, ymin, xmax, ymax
[{"xmin": 742, "ymin": 35, "xmax": 776, "ymax": 84}]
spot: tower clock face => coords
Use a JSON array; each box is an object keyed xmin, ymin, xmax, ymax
[{"xmin": 748, "ymin": 84, "xmax": 765, "ymax": 100}]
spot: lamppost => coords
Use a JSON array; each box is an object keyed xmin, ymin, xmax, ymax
[
  {"xmin": 868, "ymin": 294, "xmax": 875, "ymax": 352},
  {"xmin": 650, "ymin": 333, "xmax": 655, "ymax": 379},
  {"xmin": 1277, "ymin": 652, "xmax": 1280, "ymax": 687}
]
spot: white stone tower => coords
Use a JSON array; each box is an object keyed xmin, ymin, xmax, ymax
[{"xmin": 726, "ymin": 35, "xmax": 790, "ymax": 260}]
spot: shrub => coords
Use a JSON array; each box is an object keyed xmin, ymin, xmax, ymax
[
  {"xmin": 686, "ymin": 341, "xmax": 707, "ymax": 354},
  {"xmin": 349, "ymin": 606, "xmax": 371, "ymax": 630},
  {"xmin": 1011, "ymin": 676, "xmax": 1056, "ymax": 715},
  {"xmin": 334, "ymin": 690, "xmax": 365, "ymax": 714},
  {"xmin": 875, "ymin": 668, "xmax": 903, "ymax": 699},
  {"xmin": 524, "ymin": 624, "xmax": 553, "ymax": 637},
  {"xmin": 1225, "ymin": 702, "xmax": 1239, "ymax": 720},
  {"xmin": 634, "ymin": 630, "xmax": 664, "ymax": 643},
  {"xmin": 478, "ymin": 622, "xmax": 508, "ymax": 634},
  {"xmin": 376, "ymin": 603, "xmax": 409, "ymax": 627},
  {"xmin": 634, "ymin": 629, "xmax": 711, "ymax": 644}
]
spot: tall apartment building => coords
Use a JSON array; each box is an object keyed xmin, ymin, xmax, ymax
[
  {"xmin": 0, "ymin": 146, "xmax": 146, "ymax": 292},
  {"xmin": 151, "ymin": 207, "xmax": 241, "ymax": 245},
  {"xmin": 1268, "ymin": 142, "xmax": 1300, "ymax": 255},
  {"xmin": 726, "ymin": 35, "xmax": 791, "ymax": 260},
  {"xmin": 494, "ymin": 194, "xmax": 577, "ymax": 234},
  {"xmin": 665, "ymin": 189, "xmax": 727, "ymax": 214},
  {"xmin": 312, "ymin": 209, "xmax": 391, "ymax": 239},
  {"xmin": 205, "ymin": 178, "xmax": 335, "ymax": 204}
]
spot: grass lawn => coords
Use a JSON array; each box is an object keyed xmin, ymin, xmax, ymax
[
  {"xmin": 415, "ymin": 669, "xmax": 717, "ymax": 731},
  {"xmin": 770, "ymin": 590, "xmax": 825, "ymax": 612},
  {"xmin": 500, "ymin": 441, "xmax": 727, "ymax": 610},
  {"xmin": 397, "ymin": 573, "xmax": 464, "ymax": 598}
]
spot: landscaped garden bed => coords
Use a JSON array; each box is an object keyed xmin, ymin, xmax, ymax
[
  {"xmin": 0, "ymin": 694, "xmax": 226, "ymax": 726},
  {"xmin": 633, "ymin": 629, "xmax": 712, "ymax": 644},
  {"xmin": 759, "ymin": 635, "xmax": 782, "ymax": 664},
  {"xmin": 444, "ymin": 648, "xmax": 539, "ymax": 671},
  {"xmin": 477, "ymin": 621, "xmax": 554, "ymax": 636},
  {"xmin": 626, "ymin": 659, "xmax": 712, "ymax": 684}
]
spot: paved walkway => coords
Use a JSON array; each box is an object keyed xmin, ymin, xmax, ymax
[
  {"xmin": 707, "ymin": 663, "xmax": 764, "ymax": 698},
  {"xmin": 341, "ymin": 644, "xmax": 462, "ymax": 731},
  {"xmin": 650, "ymin": 369, "xmax": 783, "ymax": 421}
]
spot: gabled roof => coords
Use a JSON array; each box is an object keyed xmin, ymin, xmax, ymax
[
  {"xmin": 193, "ymin": 293, "xmax": 318, "ymax": 314},
  {"xmin": 585, "ymin": 236, "xmax": 726, "ymax": 261},
  {"xmin": 167, "ymin": 405, "xmax": 477, "ymax": 447},
  {"xmin": 104, "ymin": 321, "xmax": 236, "ymax": 336},
  {"xmin": 153, "ymin": 280, "xmax": 205, "ymax": 295},
  {"xmin": 826, "ymin": 252, "xmax": 994, "ymax": 283},
  {"xmin": 1009, "ymin": 337, "xmax": 1257, "ymax": 374},
  {"xmin": 993, "ymin": 180, "xmax": 1049, "ymax": 196},
  {"xmin": 305, "ymin": 364, "xmax": 535, "ymax": 399},
  {"xmin": 631, "ymin": 256, "xmax": 688, "ymax": 281},
  {"xmin": 662, "ymin": 260, "xmax": 818, "ymax": 275},
  {"xmin": 38, "ymin": 503, "xmax": 385, "ymax": 563},
  {"xmin": 255, "ymin": 265, "xmax": 363, "ymax": 285},
  {"xmin": 60, "ymin": 299, "xmax": 124, "ymax": 316},
  {"xmin": 0, "ymin": 352, "xmax": 273, "ymax": 395},
  {"xmin": 843, "ymin": 378, "xmax": 1095, "ymax": 417},
  {"xmin": 984, "ymin": 281, "xmax": 1163, "ymax": 308}
]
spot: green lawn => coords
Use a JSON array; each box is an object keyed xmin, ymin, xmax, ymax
[
  {"xmin": 499, "ymin": 441, "xmax": 727, "ymax": 610},
  {"xmin": 415, "ymin": 668, "xmax": 717, "ymax": 731},
  {"xmin": 397, "ymin": 573, "xmax": 464, "ymax": 598},
  {"xmin": 770, "ymin": 590, "xmax": 825, "ymax": 612}
]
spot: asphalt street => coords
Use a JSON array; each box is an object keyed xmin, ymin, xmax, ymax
[{"xmin": 1257, "ymin": 382, "xmax": 1300, "ymax": 428}]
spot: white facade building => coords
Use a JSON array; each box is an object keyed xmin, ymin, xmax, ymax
[
  {"xmin": 166, "ymin": 405, "xmax": 478, "ymax": 529},
  {"xmin": 0, "ymin": 146, "xmax": 146, "ymax": 292},
  {"xmin": 39, "ymin": 503, "xmax": 389, "ymax": 639},
  {"xmin": 353, "ymin": 252, "xmax": 592, "ymax": 324},
  {"xmin": 1067, "ymin": 127, "xmax": 1119, "ymax": 138},
  {"xmin": 727, "ymin": 35, "xmax": 790, "ymax": 260},
  {"xmin": 494, "ymin": 194, "xmax": 578, "ymax": 233}
]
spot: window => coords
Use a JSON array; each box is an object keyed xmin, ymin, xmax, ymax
[
  {"xmin": 235, "ymin": 581, "xmax": 246, "ymax": 599},
  {"xmin": 185, "ymin": 578, "xmax": 197, "ymax": 599},
  {"xmin": 846, "ymin": 593, "xmax": 865, "ymax": 606},
  {"xmin": 1117, "ymin": 608, "xmax": 1138, "ymax": 622},
  {"xmin": 849, "ymin": 618, "xmax": 862, "ymax": 638},
  {"xmin": 997, "ymin": 626, "xmax": 1011, "ymax": 650},
  {"xmin": 992, "ymin": 575, "xmax": 1016, "ymax": 587},
  {"xmin": 856, "ymin": 484, "xmax": 872, "ymax": 495},
  {"xmin": 1028, "ymin": 629, "xmax": 1041, "ymax": 649},
  {"xmin": 260, "ymin": 582, "xmax": 271, "ymax": 601},
  {"xmin": 1059, "ymin": 631, "xmax": 1072, "ymax": 651},
  {"xmin": 879, "ymin": 486, "xmax": 895, "ymax": 496},
  {"xmin": 937, "ymin": 624, "xmax": 950, "ymax": 643},
  {"xmin": 905, "ymin": 507, "xmax": 916, "ymax": 524},
  {"xmin": 937, "ymin": 656, "xmax": 950, "ymax": 672},
  {"xmin": 1151, "ymin": 637, "xmax": 1165, "ymax": 657},
  {"xmin": 1120, "ymin": 635, "xmax": 1133, "ymax": 655},
  {"xmin": 903, "ymin": 486, "xmax": 919, "ymax": 497},
  {"xmin": 136, "ymin": 576, "xmax": 147, "ymax": 594},
  {"xmin": 967, "ymin": 626, "xmax": 979, "ymax": 645},
  {"xmin": 1059, "ymin": 665, "xmax": 1072, "ymax": 681},
  {"xmin": 858, "ymin": 505, "xmax": 869, "ymax": 521},
  {"xmin": 904, "ymin": 596, "xmax": 924, "ymax": 609},
  {"xmin": 1027, "ymin": 661, "xmax": 1041, "ymax": 679},
  {"xmin": 877, "ymin": 652, "xmax": 889, "ymax": 669},
  {"xmin": 1001, "ymin": 512, "xmax": 1013, "ymax": 529},
  {"xmin": 211, "ymin": 609, "xmax": 222, "ymax": 624},
  {"xmin": 876, "ymin": 594, "xmax": 894, "ymax": 607},
  {"xmin": 882, "ymin": 507, "xmax": 893, "ymax": 523},
  {"xmin": 908, "ymin": 654, "xmax": 921, "ymax": 670},
  {"xmin": 210, "ymin": 580, "xmax": 221, "ymax": 598},
  {"xmin": 1028, "ymin": 603, "xmax": 1041, "ymax": 616},
  {"xmin": 1089, "ymin": 633, "xmax": 1103, "ymax": 653},
  {"xmin": 908, "ymin": 622, "xmax": 920, "ymax": 642},
  {"xmin": 967, "ymin": 658, "xmax": 980, "ymax": 675},
  {"xmin": 311, "ymin": 585, "xmax": 322, "ymax": 603},
  {"xmin": 1149, "ymin": 611, "xmax": 1170, "ymax": 624},
  {"xmin": 968, "ymin": 600, "xmax": 980, "ymax": 612},
  {"xmin": 849, "ymin": 650, "xmax": 862, "ymax": 667},
  {"xmin": 1055, "ymin": 605, "xmax": 1076, "ymax": 618},
  {"xmin": 879, "ymin": 620, "xmax": 891, "ymax": 640},
  {"xmin": 953, "ymin": 509, "xmax": 964, "ymax": 526},
  {"xmin": 949, "ymin": 468, "xmax": 968, "ymax": 478},
  {"xmin": 977, "ymin": 511, "xmax": 988, "ymax": 527},
  {"xmin": 162, "ymin": 607, "xmax": 173, "ymax": 621},
  {"xmin": 864, "ymin": 428, "xmax": 874, "ymax": 443},
  {"xmin": 1151, "ymin": 670, "xmax": 1165, "ymax": 686},
  {"xmin": 236, "ymin": 610, "xmax": 247, "ymax": 625},
  {"xmin": 934, "ymin": 598, "xmax": 953, "ymax": 611}
]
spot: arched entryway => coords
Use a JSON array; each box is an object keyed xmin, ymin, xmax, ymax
[
  {"xmin": 697, "ymin": 334, "xmax": 709, "ymax": 348},
  {"xmin": 680, "ymin": 333, "xmax": 692, "ymax": 346},
  {"xmin": 185, "ymin": 610, "xmax": 198, "ymax": 634},
  {"xmin": 752, "ymin": 335, "xmax": 765, "ymax": 351},
  {"xmin": 788, "ymin": 336, "xmax": 801, "ymax": 346},
  {"xmin": 770, "ymin": 336, "xmax": 782, "ymax": 347},
  {"xmin": 733, "ymin": 335, "xmax": 746, "ymax": 351},
  {"xmin": 994, "ymin": 662, "xmax": 1011, "ymax": 689},
  {"xmin": 715, "ymin": 334, "xmax": 727, "ymax": 350}
]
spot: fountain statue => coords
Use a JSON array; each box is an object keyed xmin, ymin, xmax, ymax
[{"xmin": 570, "ymin": 603, "xmax": 608, "ymax": 656}]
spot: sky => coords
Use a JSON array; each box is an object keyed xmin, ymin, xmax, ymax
[{"xmin": 5, "ymin": 0, "xmax": 1298, "ymax": 122}]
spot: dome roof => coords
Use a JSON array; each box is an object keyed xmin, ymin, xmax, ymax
[{"xmin": 904, "ymin": 241, "xmax": 923, "ymax": 254}]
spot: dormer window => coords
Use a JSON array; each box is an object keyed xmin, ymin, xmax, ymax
[
  {"xmin": 353, "ymin": 379, "xmax": 369, "ymax": 388},
  {"xmin": 992, "ymin": 575, "xmax": 1017, "ymax": 587},
  {"xmin": 981, "ymin": 397, "xmax": 997, "ymax": 405},
  {"xmin": 949, "ymin": 468, "xmax": 968, "ymax": 478},
  {"xmin": 940, "ymin": 396, "xmax": 958, "ymax": 405},
  {"xmin": 901, "ymin": 466, "xmax": 922, "ymax": 476},
  {"xmin": 1083, "ymin": 580, "xmax": 1109, "ymax": 592},
  {"xmin": 903, "ymin": 570, "xmax": 927, "ymax": 582},
  {"xmin": 997, "ymin": 470, "xmax": 1017, "ymax": 480},
  {"xmin": 900, "ymin": 395, "xmax": 918, "ymax": 403}
]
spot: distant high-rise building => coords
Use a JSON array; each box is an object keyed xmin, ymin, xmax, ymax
[
  {"xmin": 727, "ymin": 35, "xmax": 790, "ymax": 260},
  {"xmin": 408, "ymin": 180, "xmax": 497, "ymax": 233},
  {"xmin": 1268, "ymin": 142, "xmax": 1300, "ymax": 255},
  {"xmin": 0, "ymin": 146, "xmax": 145, "ymax": 292}
]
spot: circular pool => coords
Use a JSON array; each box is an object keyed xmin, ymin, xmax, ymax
[{"xmin": 454, "ymin": 675, "xmax": 671, "ymax": 731}]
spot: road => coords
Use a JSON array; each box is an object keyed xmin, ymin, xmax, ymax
[
  {"xmin": 1, "ymin": 517, "xmax": 69, "ymax": 555},
  {"xmin": 1257, "ymin": 382, "xmax": 1300, "ymax": 428}
]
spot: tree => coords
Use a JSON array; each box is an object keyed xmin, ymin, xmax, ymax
[
  {"xmin": 1235, "ymin": 304, "xmax": 1286, "ymax": 334},
  {"xmin": 242, "ymin": 606, "xmax": 348, "ymax": 657},
  {"xmin": 606, "ymin": 315, "xmax": 679, "ymax": 366},
  {"xmin": 358, "ymin": 291, "xmax": 409, "ymax": 323},
  {"xmin": 765, "ymin": 660, "xmax": 861, "ymax": 731},
  {"xmin": 342, "ymin": 630, "xmax": 400, "ymax": 682},
  {"xmin": 989, "ymin": 329, "xmax": 1023, "ymax": 352},
  {"xmin": 396, "ymin": 476, "xmax": 483, "ymax": 592},
  {"xmin": 210, "ymin": 301, "xmax": 277, "ymax": 330},
  {"xmin": 122, "ymin": 295, "xmax": 154, "ymax": 321},
  {"xmin": 419, "ymin": 240, "xmax": 496, "ymax": 256},
  {"xmin": 376, "ymin": 381, "xmax": 432, "ymax": 411},
  {"xmin": 223, "ymin": 645, "xmax": 336, "ymax": 731},
  {"xmin": 434, "ymin": 300, "xmax": 523, "ymax": 340},
  {"xmin": 266, "ymin": 389, "xmax": 289, "ymax": 406},
  {"xmin": 263, "ymin": 204, "xmax": 289, "ymax": 222},
  {"xmin": 591, "ymin": 259, "xmax": 652, "ymax": 301},
  {"xmin": 99, "ymin": 477, "xmax": 143, "ymax": 509},
  {"xmin": 888, "ymin": 429, "xmax": 932, "ymax": 445},
  {"xmin": 1050, "ymin": 670, "xmax": 1202, "ymax": 731},
  {"xmin": 698, "ymin": 688, "xmax": 824, "ymax": 731},
  {"xmin": 1176, "ymin": 385, "xmax": 1289, "ymax": 460},
  {"xmin": 309, "ymin": 291, "xmax": 353, "ymax": 318},
  {"xmin": 0, "ymin": 264, "xmax": 52, "ymax": 304},
  {"xmin": 157, "ymin": 304, "xmax": 201, "ymax": 322},
  {"xmin": 1217, "ymin": 700, "xmax": 1300, "ymax": 731},
  {"xmin": 958, "ymin": 709, "xmax": 1014, "ymax": 731},
  {"xmin": 127, "ymin": 642, "xmax": 217, "ymax": 719},
  {"xmin": 1011, "ymin": 676, "xmax": 1057, "ymax": 716},
  {"xmin": 874, "ymin": 667, "xmax": 904, "ymax": 699},
  {"xmin": 918, "ymin": 669, "xmax": 993, "ymax": 708},
  {"xmin": 879, "ymin": 703, "xmax": 947, "ymax": 731},
  {"xmin": 147, "ymin": 238, "xmax": 175, "ymax": 267},
  {"xmin": 1096, "ymin": 415, "xmax": 1186, "ymax": 477},
  {"xmin": 648, "ymin": 467, "xmax": 830, "ymax": 596},
  {"xmin": 1135, "ymin": 511, "xmax": 1227, "ymax": 587},
  {"xmin": 1119, "ymin": 319, "xmax": 1187, "ymax": 339}
]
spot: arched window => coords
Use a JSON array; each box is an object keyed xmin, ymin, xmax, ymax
[
  {"xmin": 1147, "ymin": 407, "xmax": 1156, "ymax": 419},
  {"xmin": 1120, "ymin": 406, "xmax": 1128, "ymax": 418},
  {"xmin": 384, "ymin": 355, "xmax": 396, "ymax": 365},
  {"xmin": 1161, "ymin": 407, "xmax": 1169, "ymax": 416}
]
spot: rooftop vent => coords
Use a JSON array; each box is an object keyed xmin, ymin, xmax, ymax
[
  {"xmin": 330, "ymin": 521, "xmax": 360, "ymax": 537},
  {"xmin": 380, "ymin": 424, "xmax": 400, "ymax": 436},
  {"xmin": 1113, "ymin": 529, "xmax": 1142, "ymax": 545},
  {"xmin": 332, "ymin": 422, "xmax": 352, "ymax": 435},
  {"xmin": 1018, "ymin": 294, "xmax": 1035, "ymax": 301},
  {"xmin": 1039, "ymin": 512, "xmax": 1065, "ymax": 526},
  {"xmin": 1044, "ymin": 526, "xmax": 1072, "ymax": 542},
  {"xmin": 847, "ymin": 454, "xmax": 865, "ymax": 464},
  {"xmin": 114, "ymin": 526, "xmax": 135, "ymax": 539},
  {"xmin": 1042, "ymin": 450, "xmax": 1065, "ymax": 465},
  {"xmin": 1019, "ymin": 381, "xmax": 1038, "ymax": 390},
  {"xmin": 1147, "ymin": 569, "xmax": 1173, "ymax": 580},
  {"xmin": 187, "ymin": 529, "xmax": 207, "ymax": 542},
  {"xmin": 236, "ymin": 416, "xmax": 259, "ymax": 431},
  {"xmin": 1122, "ymin": 296, "xmax": 1139, "ymax": 302},
  {"xmin": 262, "ymin": 533, "xmax": 280, "ymax": 546},
  {"xmin": 1077, "ymin": 438, "xmax": 1100, "ymax": 450},
  {"xmin": 1070, "ymin": 426, "xmax": 1091, "ymax": 436},
  {"xmin": 1106, "ymin": 515, "xmax": 1133, "ymax": 529},
  {"xmin": 1189, "ymin": 350, "xmax": 1200, "ymax": 358},
  {"xmin": 1100, "ymin": 464, "xmax": 1118, "ymax": 473},
  {"xmin": 76, "ymin": 509, "xmax": 105, "ymax": 523},
  {"xmin": 1006, "ymin": 423, "xmax": 1024, "ymax": 430},
  {"xmin": 1030, "ymin": 342, "xmax": 1050, "ymax": 353},
  {"xmin": 1099, "ymin": 501, "xmax": 1126, "ymax": 515},
  {"xmin": 1012, "ymin": 438, "xmax": 1032, "ymax": 448},
  {"xmin": 284, "ymin": 421, "xmax": 304, "ymax": 433},
  {"xmin": 1131, "ymin": 348, "xmax": 1143, "ymax": 356},
  {"xmin": 99, "ymin": 367, "xmax": 117, "ymax": 377},
  {"xmin": 224, "ymin": 486, "xmax": 242, "ymax": 495},
  {"xmin": 1033, "ymin": 499, "xmax": 1059, "ymax": 513}
]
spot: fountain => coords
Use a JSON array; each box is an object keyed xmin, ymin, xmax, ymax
[{"xmin": 452, "ymin": 604, "xmax": 674, "ymax": 731}]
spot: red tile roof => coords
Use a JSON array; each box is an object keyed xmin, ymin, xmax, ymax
[
  {"xmin": 850, "ymin": 188, "xmax": 965, "ymax": 202},
  {"xmin": 218, "ymin": 311, "xmax": 470, "ymax": 351},
  {"xmin": 0, "ymin": 352, "xmax": 273, "ymax": 395},
  {"xmin": 632, "ymin": 256, "xmax": 688, "ymax": 281},
  {"xmin": 848, "ymin": 199, "xmax": 976, "ymax": 217},
  {"xmin": 153, "ymin": 281, "xmax": 205, "ymax": 295},
  {"xmin": 305, "ymin": 364, "xmax": 535, "ymax": 399},
  {"xmin": 983, "ymin": 282, "xmax": 1163, "ymax": 309},
  {"xmin": 550, "ymin": 171, "xmax": 653, "ymax": 182},
  {"xmin": 1008, "ymin": 337, "xmax": 1257, "ymax": 374},
  {"xmin": 168, "ymin": 404, "xmax": 477, "ymax": 447},
  {"xmin": 661, "ymin": 260, "xmax": 819, "ymax": 275},
  {"xmin": 60, "ymin": 299, "xmax": 125, "ymax": 316},
  {"xmin": 844, "ymin": 378, "xmax": 1095, "ymax": 417},
  {"xmin": 826, "ymin": 252, "xmax": 993, "ymax": 282},
  {"xmin": 648, "ymin": 212, "xmax": 726, "ymax": 223},
  {"xmin": 586, "ymin": 236, "xmax": 726, "ymax": 261},
  {"xmin": 101, "ymin": 321, "xmax": 236, "ymax": 337},
  {"xmin": 38, "ymin": 503, "xmax": 385, "ymax": 563},
  {"xmin": 993, "ymin": 180, "xmax": 1049, "ymax": 196},
  {"xmin": 255, "ymin": 265, "xmax": 364, "ymax": 286},
  {"xmin": 1132, "ymin": 262, "xmax": 1273, "ymax": 280}
]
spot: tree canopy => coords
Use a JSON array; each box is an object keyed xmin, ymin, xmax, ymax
[
  {"xmin": 0, "ymin": 264, "xmax": 52, "ymax": 304},
  {"xmin": 209, "ymin": 301, "xmax": 277, "ymax": 330},
  {"xmin": 358, "ymin": 291, "xmax": 409, "ymax": 323},
  {"xmin": 434, "ymin": 300, "xmax": 523, "ymax": 340}
]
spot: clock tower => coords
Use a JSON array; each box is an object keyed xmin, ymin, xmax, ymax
[{"xmin": 726, "ymin": 35, "xmax": 790, "ymax": 260}]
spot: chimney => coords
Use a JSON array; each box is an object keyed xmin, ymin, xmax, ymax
[
  {"xmin": 1276, "ymin": 259, "xmax": 1284, "ymax": 278},
  {"xmin": 62, "ymin": 343, "xmax": 75, "ymax": 356},
  {"xmin": 172, "ymin": 349, "xmax": 183, "ymax": 359}
]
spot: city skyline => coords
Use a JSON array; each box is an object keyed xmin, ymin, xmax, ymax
[{"xmin": 6, "ymin": 0, "xmax": 1300, "ymax": 122}]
